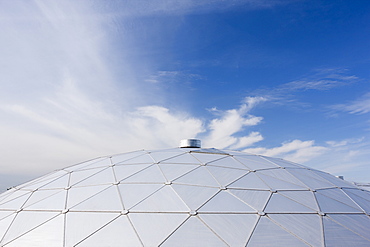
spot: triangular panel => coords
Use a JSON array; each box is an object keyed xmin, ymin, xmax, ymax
[
  {"xmin": 261, "ymin": 156, "xmax": 303, "ymax": 168},
  {"xmin": 24, "ymin": 190, "xmax": 67, "ymax": 211},
  {"xmin": 66, "ymin": 185, "xmax": 111, "ymax": 209},
  {"xmin": 149, "ymin": 151, "xmax": 186, "ymax": 163},
  {"xmin": 161, "ymin": 216, "xmax": 227, "ymax": 246},
  {"xmin": 110, "ymin": 151, "xmax": 147, "ymax": 164},
  {"xmin": 113, "ymin": 163, "xmax": 152, "ymax": 182},
  {"xmin": 119, "ymin": 184, "xmax": 163, "ymax": 210},
  {"xmin": 38, "ymin": 174, "xmax": 70, "ymax": 190},
  {"xmin": 228, "ymin": 172, "xmax": 270, "ymax": 190},
  {"xmin": 131, "ymin": 186, "xmax": 189, "ymax": 212},
  {"xmin": 159, "ymin": 164, "xmax": 199, "ymax": 181},
  {"xmin": 257, "ymin": 169, "xmax": 308, "ymax": 188},
  {"xmin": 130, "ymin": 213, "xmax": 188, "ymax": 246},
  {"xmin": 315, "ymin": 193, "xmax": 363, "ymax": 213},
  {"xmin": 69, "ymin": 167, "xmax": 108, "ymax": 187},
  {"xmin": 233, "ymin": 155, "xmax": 279, "ymax": 170},
  {"xmin": 317, "ymin": 188, "xmax": 363, "ymax": 211},
  {"xmin": 286, "ymin": 169, "xmax": 335, "ymax": 189},
  {"xmin": 269, "ymin": 214, "xmax": 323, "ymax": 246},
  {"xmin": 311, "ymin": 170, "xmax": 357, "ymax": 189},
  {"xmin": 75, "ymin": 157, "xmax": 112, "ymax": 170},
  {"xmin": 173, "ymin": 167, "xmax": 220, "ymax": 187},
  {"xmin": 229, "ymin": 189, "xmax": 271, "ymax": 211},
  {"xmin": 120, "ymin": 165, "xmax": 166, "ymax": 184},
  {"xmin": 278, "ymin": 191, "xmax": 319, "ymax": 211},
  {"xmin": 115, "ymin": 154, "xmax": 154, "ymax": 165},
  {"xmin": 73, "ymin": 168, "xmax": 115, "ymax": 187},
  {"xmin": 342, "ymin": 188, "xmax": 370, "ymax": 213},
  {"xmin": 247, "ymin": 216, "xmax": 308, "ymax": 246},
  {"xmin": 200, "ymin": 214, "xmax": 259, "ymax": 246},
  {"xmin": 207, "ymin": 156, "xmax": 249, "ymax": 170},
  {"xmin": 191, "ymin": 153, "xmax": 226, "ymax": 165},
  {"xmin": 327, "ymin": 214, "xmax": 370, "ymax": 241},
  {"xmin": 198, "ymin": 191, "xmax": 256, "ymax": 213},
  {"xmin": 0, "ymin": 213, "xmax": 17, "ymax": 241},
  {"xmin": 0, "ymin": 193, "xmax": 31, "ymax": 210},
  {"xmin": 5, "ymin": 215, "xmax": 64, "ymax": 247},
  {"xmin": 206, "ymin": 166, "xmax": 248, "ymax": 186},
  {"xmin": 160, "ymin": 153, "xmax": 201, "ymax": 164},
  {"xmin": 257, "ymin": 173, "xmax": 307, "ymax": 190},
  {"xmin": 1, "ymin": 211, "xmax": 59, "ymax": 245},
  {"xmin": 323, "ymin": 216, "xmax": 370, "ymax": 246},
  {"xmin": 65, "ymin": 212, "xmax": 119, "ymax": 246},
  {"xmin": 71, "ymin": 186, "xmax": 123, "ymax": 212},
  {"xmin": 171, "ymin": 184, "xmax": 219, "ymax": 210},
  {"xmin": 264, "ymin": 193, "xmax": 316, "ymax": 213},
  {"xmin": 76, "ymin": 215, "xmax": 141, "ymax": 246}
]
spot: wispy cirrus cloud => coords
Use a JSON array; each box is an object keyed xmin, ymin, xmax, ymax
[
  {"xmin": 249, "ymin": 68, "xmax": 359, "ymax": 105},
  {"xmin": 93, "ymin": 0, "xmax": 293, "ymax": 17},
  {"xmin": 331, "ymin": 92, "xmax": 370, "ymax": 115},
  {"xmin": 279, "ymin": 68, "xmax": 358, "ymax": 91},
  {"xmin": 244, "ymin": 139, "xmax": 328, "ymax": 163}
]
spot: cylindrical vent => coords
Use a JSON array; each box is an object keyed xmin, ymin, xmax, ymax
[{"xmin": 180, "ymin": 139, "xmax": 201, "ymax": 148}]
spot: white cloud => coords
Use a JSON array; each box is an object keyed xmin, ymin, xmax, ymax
[
  {"xmin": 203, "ymin": 96, "xmax": 266, "ymax": 149},
  {"xmin": 244, "ymin": 140, "xmax": 328, "ymax": 163},
  {"xmin": 332, "ymin": 92, "xmax": 370, "ymax": 115},
  {"xmin": 92, "ymin": 0, "xmax": 292, "ymax": 17},
  {"xmin": 280, "ymin": 68, "xmax": 358, "ymax": 91}
]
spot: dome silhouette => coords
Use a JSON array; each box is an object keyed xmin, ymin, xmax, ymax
[{"xmin": 0, "ymin": 142, "xmax": 369, "ymax": 246}]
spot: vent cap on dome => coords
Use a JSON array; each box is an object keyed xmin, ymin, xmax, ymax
[{"xmin": 180, "ymin": 139, "xmax": 201, "ymax": 148}]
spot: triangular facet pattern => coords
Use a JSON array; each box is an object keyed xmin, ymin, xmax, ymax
[
  {"xmin": 173, "ymin": 167, "xmax": 220, "ymax": 187},
  {"xmin": 24, "ymin": 190, "xmax": 67, "ymax": 211},
  {"xmin": 199, "ymin": 214, "xmax": 259, "ymax": 246},
  {"xmin": 323, "ymin": 216, "xmax": 370, "ymax": 246},
  {"xmin": 228, "ymin": 189, "xmax": 271, "ymax": 211},
  {"xmin": 160, "ymin": 153, "xmax": 200, "ymax": 164},
  {"xmin": 315, "ymin": 192, "xmax": 363, "ymax": 213},
  {"xmin": 228, "ymin": 172, "xmax": 271, "ymax": 190},
  {"xmin": 264, "ymin": 193, "xmax": 317, "ymax": 213},
  {"xmin": 110, "ymin": 150, "xmax": 147, "ymax": 164},
  {"xmin": 207, "ymin": 156, "xmax": 249, "ymax": 170},
  {"xmin": 233, "ymin": 155, "xmax": 279, "ymax": 170},
  {"xmin": 171, "ymin": 184, "xmax": 219, "ymax": 210},
  {"xmin": 71, "ymin": 186, "xmax": 123, "ymax": 212},
  {"xmin": 119, "ymin": 184, "xmax": 163, "ymax": 210},
  {"xmin": 327, "ymin": 214, "xmax": 370, "ymax": 241},
  {"xmin": 206, "ymin": 166, "xmax": 248, "ymax": 187},
  {"xmin": 191, "ymin": 153, "xmax": 226, "ymax": 165},
  {"xmin": 1, "ymin": 211, "xmax": 60, "ymax": 245},
  {"xmin": 120, "ymin": 165, "xmax": 166, "ymax": 184},
  {"xmin": 268, "ymin": 214, "xmax": 323, "ymax": 246},
  {"xmin": 247, "ymin": 216, "xmax": 308, "ymax": 246},
  {"xmin": 198, "ymin": 191, "xmax": 256, "ymax": 213},
  {"xmin": 65, "ymin": 212, "xmax": 119, "ymax": 246},
  {"xmin": 76, "ymin": 215, "xmax": 141, "ymax": 246},
  {"xmin": 115, "ymin": 154, "xmax": 154, "ymax": 165},
  {"xmin": 113, "ymin": 163, "xmax": 152, "ymax": 182},
  {"xmin": 0, "ymin": 147, "xmax": 369, "ymax": 246},
  {"xmin": 130, "ymin": 213, "xmax": 188, "ymax": 246},
  {"xmin": 161, "ymin": 216, "xmax": 227, "ymax": 246},
  {"xmin": 5, "ymin": 215, "xmax": 64, "ymax": 247},
  {"xmin": 131, "ymin": 186, "xmax": 189, "ymax": 212},
  {"xmin": 159, "ymin": 164, "xmax": 199, "ymax": 181}
]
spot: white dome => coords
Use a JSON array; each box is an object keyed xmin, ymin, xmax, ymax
[{"xmin": 0, "ymin": 146, "xmax": 369, "ymax": 246}]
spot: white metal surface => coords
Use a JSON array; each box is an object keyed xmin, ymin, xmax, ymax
[{"xmin": 0, "ymin": 147, "xmax": 369, "ymax": 246}]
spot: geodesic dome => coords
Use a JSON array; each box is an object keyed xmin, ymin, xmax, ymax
[{"xmin": 0, "ymin": 142, "xmax": 370, "ymax": 246}]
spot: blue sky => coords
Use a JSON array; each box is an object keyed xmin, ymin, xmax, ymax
[{"xmin": 1, "ymin": 0, "xmax": 369, "ymax": 191}]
